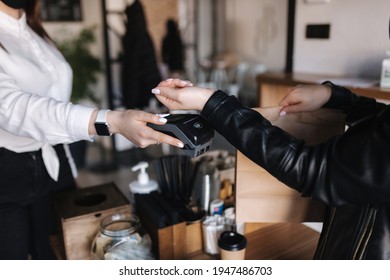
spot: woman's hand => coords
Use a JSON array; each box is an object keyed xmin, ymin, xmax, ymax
[
  {"xmin": 278, "ymin": 84, "xmax": 332, "ymax": 116},
  {"xmin": 89, "ymin": 78, "xmax": 199, "ymax": 148},
  {"xmin": 156, "ymin": 78, "xmax": 193, "ymax": 89},
  {"xmin": 151, "ymin": 79, "xmax": 215, "ymax": 111},
  {"xmin": 107, "ymin": 109, "xmax": 184, "ymax": 148}
]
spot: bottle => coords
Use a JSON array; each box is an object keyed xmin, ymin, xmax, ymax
[
  {"xmin": 380, "ymin": 50, "xmax": 390, "ymax": 88},
  {"xmin": 129, "ymin": 161, "xmax": 159, "ymax": 209},
  {"xmin": 192, "ymin": 158, "xmax": 220, "ymax": 214}
]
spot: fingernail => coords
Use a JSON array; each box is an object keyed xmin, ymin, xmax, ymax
[
  {"xmin": 157, "ymin": 113, "xmax": 170, "ymax": 118},
  {"xmin": 151, "ymin": 88, "xmax": 160, "ymax": 94},
  {"xmin": 180, "ymin": 80, "xmax": 187, "ymax": 86},
  {"xmin": 177, "ymin": 142, "xmax": 184, "ymax": 148},
  {"xmin": 166, "ymin": 78, "xmax": 173, "ymax": 81},
  {"xmin": 159, "ymin": 117, "xmax": 167, "ymax": 123},
  {"xmin": 187, "ymin": 82, "xmax": 193, "ymax": 86},
  {"xmin": 279, "ymin": 111, "xmax": 286, "ymax": 117}
]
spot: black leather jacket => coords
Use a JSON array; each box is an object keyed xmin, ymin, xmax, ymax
[{"xmin": 201, "ymin": 84, "xmax": 390, "ymax": 259}]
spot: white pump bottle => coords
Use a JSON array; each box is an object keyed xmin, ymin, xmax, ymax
[{"xmin": 129, "ymin": 161, "xmax": 158, "ymax": 206}]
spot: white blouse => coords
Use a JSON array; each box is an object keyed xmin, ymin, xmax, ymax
[{"xmin": 0, "ymin": 11, "xmax": 96, "ymax": 180}]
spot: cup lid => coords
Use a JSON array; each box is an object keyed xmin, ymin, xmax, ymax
[{"xmin": 218, "ymin": 231, "xmax": 247, "ymax": 251}]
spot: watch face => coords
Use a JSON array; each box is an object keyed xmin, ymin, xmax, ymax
[{"xmin": 95, "ymin": 122, "xmax": 111, "ymax": 136}]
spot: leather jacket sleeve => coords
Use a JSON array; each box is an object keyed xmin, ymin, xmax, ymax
[
  {"xmin": 322, "ymin": 81, "xmax": 387, "ymax": 125},
  {"xmin": 201, "ymin": 89, "xmax": 390, "ymax": 207}
]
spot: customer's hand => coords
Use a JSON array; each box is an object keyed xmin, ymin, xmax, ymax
[
  {"xmin": 107, "ymin": 109, "xmax": 184, "ymax": 148},
  {"xmin": 152, "ymin": 79, "xmax": 215, "ymax": 111},
  {"xmin": 278, "ymin": 84, "xmax": 332, "ymax": 116},
  {"xmin": 156, "ymin": 78, "xmax": 194, "ymax": 89}
]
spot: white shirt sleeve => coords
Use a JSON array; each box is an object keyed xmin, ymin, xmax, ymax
[
  {"xmin": 0, "ymin": 68, "xmax": 95, "ymax": 144},
  {"xmin": 0, "ymin": 11, "xmax": 97, "ymax": 149}
]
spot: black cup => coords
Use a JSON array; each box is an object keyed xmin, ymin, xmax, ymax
[{"xmin": 218, "ymin": 231, "xmax": 247, "ymax": 260}]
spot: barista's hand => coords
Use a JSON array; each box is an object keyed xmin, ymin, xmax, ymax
[
  {"xmin": 90, "ymin": 109, "xmax": 184, "ymax": 148},
  {"xmin": 152, "ymin": 80, "xmax": 215, "ymax": 111},
  {"xmin": 279, "ymin": 84, "xmax": 332, "ymax": 116}
]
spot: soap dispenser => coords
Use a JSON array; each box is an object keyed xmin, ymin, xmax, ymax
[{"xmin": 129, "ymin": 161, "xmax": 159, "ymax": 209}]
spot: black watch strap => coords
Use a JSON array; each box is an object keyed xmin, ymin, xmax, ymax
[{"xmin": 94, "ymin": 109, "xmax": 112, "ymax": 136}]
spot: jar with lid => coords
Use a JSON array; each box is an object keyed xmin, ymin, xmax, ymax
[{"xmin": 91, "ymin": 213, "xmax": 154, "ymax": 260}]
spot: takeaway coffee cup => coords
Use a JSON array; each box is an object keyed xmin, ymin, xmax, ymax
[{"xmin": 218, "ymin": 230, "xmax": 247, "ymax": 260}]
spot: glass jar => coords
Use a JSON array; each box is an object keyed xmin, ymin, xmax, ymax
[{"xmin": 91, "ymin": 213, "xmax": 154, "ymax": 260}]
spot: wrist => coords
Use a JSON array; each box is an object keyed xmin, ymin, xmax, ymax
[
  {"xmin": 320, "ymin": 82, "xmax": 333, "ymax": 105},
  {"xmin": 199, "ymin": 88, "xmax": 215, "ymax": 110},
  {"xmin": 321, "ymin": 81, "xmax": 333, "ymax": 97},
  {"xmin": 106, "ymin": 110, "xmax": 123, "ymax": 135}
]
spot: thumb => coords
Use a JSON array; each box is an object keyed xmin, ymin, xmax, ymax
[
  {"xmin": 278, "ymin": 94, "xmax": 303, "ymax": 116},
  {"xmin": 151, "ymin": 86, "xmax": 176, "ymax": 98},
  {"xmin": 152, "ymin": 87, "xmax": 183, "ymax": 110},
  {"xmin": 279, "ymin": 103, "xmax": 307, "ymax": 116}
]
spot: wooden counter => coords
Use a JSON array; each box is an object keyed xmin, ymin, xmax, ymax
[
  {"xmin": 244, "ymin": 223, "xmax": 319, "ymax": 260},
  {"xmin": 257, "ymin": 72, "xmax": 390, "ymax": 107},
  {"xmin": 52, "ymin": 222, "xmax": 320, "ymax": 260},
  {"xmin": 187, "ymin": 223, "xmax": 320, "ymax": 260}
]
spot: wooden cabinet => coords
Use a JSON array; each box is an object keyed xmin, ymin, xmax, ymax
[{"xmin": 257, "ymin": 72, "xmax": 390, "ymax": 107}]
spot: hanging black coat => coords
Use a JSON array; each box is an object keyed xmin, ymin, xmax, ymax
[
  {"xmin": 162, "ymin": 19, "xmax": 184, "ymax": 73},
  {"xmin": 121, "ymin": 0, "xmax": 161, "ymax": 109}
]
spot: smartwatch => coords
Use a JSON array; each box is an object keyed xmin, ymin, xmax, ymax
[{"xmin": 94, "ymin": 109, "xmax": 112, "ymax": 136}]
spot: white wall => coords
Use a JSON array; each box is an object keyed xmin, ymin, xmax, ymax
[
  {"xmin": 294, "ymin": 0, "xmax": 390, "ymax": 79},
  {"xmin": 225, "ymin": 0, "xmax": 288, "ymax": 72},
  {"xmin": 197, "ymin": 0, "xmax": 214, "ymax": 61}
]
